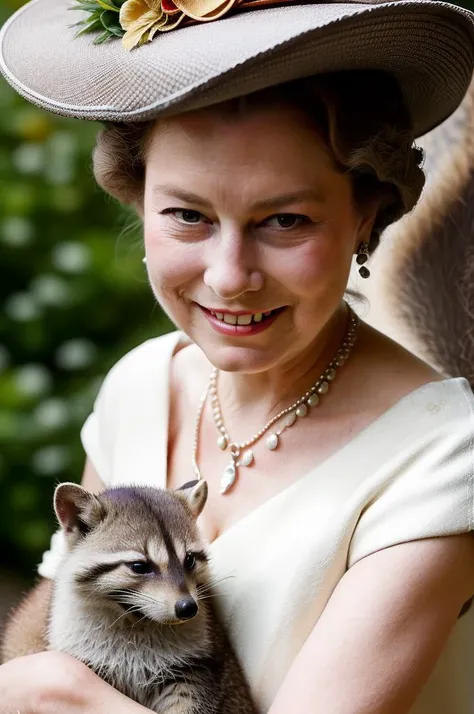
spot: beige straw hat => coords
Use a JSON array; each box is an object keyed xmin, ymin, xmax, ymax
[{"xmin": 1, "ymin": 0, "xmax": 474, "ymax": 137}]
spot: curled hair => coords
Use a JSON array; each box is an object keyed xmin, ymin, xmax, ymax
[{"xmin": 93, "ymin": 70, "xmax": 425, "ymax": 253}]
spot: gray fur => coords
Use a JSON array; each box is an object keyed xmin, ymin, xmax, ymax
[
  {"xmin": 48, "ymin": 482, "xmax": 257, "ymax": 714},
  {"xmin": 372, "ymin": 76, "xmax": 474, "ymax": 387}
]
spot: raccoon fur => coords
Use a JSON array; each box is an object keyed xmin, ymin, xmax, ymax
[{"xmin": 48, "ymin": 479, "xmax": 258, "ymax": 714}]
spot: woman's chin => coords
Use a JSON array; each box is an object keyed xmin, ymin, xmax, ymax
[{"xmin": 198, "ymin": 341, "xmax": 288, "ymax": 375}]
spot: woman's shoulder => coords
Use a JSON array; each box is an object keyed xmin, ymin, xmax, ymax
[
  {"xmin": 101, "ymin": 330, "xmax": 184, "ymax": 389},
  {"xmin": 346, "ymin": 321, "xmax": 474, "ymax": 437}
]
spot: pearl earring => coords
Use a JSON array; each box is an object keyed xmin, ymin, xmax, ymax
[{"xmin": 142, "ymin": 257, "xmax": 147, "ymax": 265}]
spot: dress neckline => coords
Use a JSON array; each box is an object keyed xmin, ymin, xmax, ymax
[{"xmin": 158, "ymin": 330, "xmax": 471, "ymax": 549}]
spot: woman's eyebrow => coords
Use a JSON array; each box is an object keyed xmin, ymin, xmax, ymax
[{"xmin": 152, "ymin": 184, "xmax": 327, "ymax": 210}]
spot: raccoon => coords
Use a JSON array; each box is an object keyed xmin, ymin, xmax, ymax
[{"xmin": 48, "ymin": 479, "xmax": 258, "ymax": 714}]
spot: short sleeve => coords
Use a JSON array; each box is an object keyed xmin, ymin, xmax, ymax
[
  {"xmin": 347, "ymin": 407, "xmax": 474, "ymax": 569},
  {"xmin": 80, "ymin": 397, "xmax": 111, "ymax": 484}
]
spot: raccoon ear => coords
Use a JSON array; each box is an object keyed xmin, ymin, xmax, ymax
[
  {"xmin": 175, "ymin": 480, "xmax": 208, "ymax": 519},
  {"xmin": 54, "ymin": 482, "xmax": 104, "ymax": 535}
]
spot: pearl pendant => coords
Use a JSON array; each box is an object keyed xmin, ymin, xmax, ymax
[
  {"xmin": 217, "ymin": 435, "xmax": 228, "ymax": 450},
  {"xmin": 220, "ymin": 461, "xmax": 236, "ymax": 494},
  {"xmin": 266, "ymin": 433, "xmax": 279, "ymax": 450},
  {"xmin": 296, "ymin": 404, "xmax": 308, "ymax": 418},
  {"xmin": 240, "ymin": 450, "xmax": 254, "ymax": 467},
  {"xmin": 307, "ymin": 394, "xmax": 319, "ymax": 407}
]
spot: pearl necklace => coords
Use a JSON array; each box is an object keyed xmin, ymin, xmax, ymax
[{"xmin": 192, "ymin": 306, "xmax": 359, "ymax": 495}]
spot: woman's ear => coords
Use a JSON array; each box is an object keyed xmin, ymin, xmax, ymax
[{"xmin": 354, "ymin": 202, "xmax": 379, "ymax": 251}]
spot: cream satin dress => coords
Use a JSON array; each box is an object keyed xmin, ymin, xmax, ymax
[{"xmin": 39, "ymin": 331, "xmax": 474, "ymax": 714}]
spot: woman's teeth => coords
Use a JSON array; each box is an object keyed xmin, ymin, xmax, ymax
[{"xmin": 209, "ymin": 310, "xmax": 274, "ymax": 325}]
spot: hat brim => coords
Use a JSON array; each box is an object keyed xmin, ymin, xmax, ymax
[{"xmin": 1, "ymin": 0, "xmax": 474, "ymax": 137}]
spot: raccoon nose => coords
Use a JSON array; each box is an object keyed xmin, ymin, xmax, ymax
[{"xmin": 175, "ymin": 596, "xmax": 198, "ymax": 620}]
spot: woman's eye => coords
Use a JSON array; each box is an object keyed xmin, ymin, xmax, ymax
[
  {"xmin": 264, "ymin": 214, "xmax": 309, "ymax": 229},
  {"xmin": 184, "ymin": 552, "xmax": 196, "ymax": 571},
  {"xmin": 128, "ymin": 562, "xmax": 153, "ymax": 575},
  {"xmin": 162, "ymin": 208, "xmax": 205, "ymax": 224}
]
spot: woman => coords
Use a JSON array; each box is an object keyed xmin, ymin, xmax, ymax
[{"xmin": 1, "ymin": 1, "xmax": 474, "ymax": 713}]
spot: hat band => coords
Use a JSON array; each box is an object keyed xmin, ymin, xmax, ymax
[{"xmin": 73, "ymin": 0, "xmax": 382, "ymax": 51}]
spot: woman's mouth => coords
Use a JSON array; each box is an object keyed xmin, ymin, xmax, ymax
[{"xmin": 198, "ymin": 305, "xmax": 286, "ymax": 336}]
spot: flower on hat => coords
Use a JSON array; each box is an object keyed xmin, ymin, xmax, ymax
[
  {"xmin": 119, "ymin": 0, "xmax": 184, "ymax": 49},
  {"xmin": 71, "ymin": 0, "xmax": 242, "ymax": 50}
]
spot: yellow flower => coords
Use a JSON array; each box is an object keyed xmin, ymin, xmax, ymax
[
  {"xmin": 119, "ymin": 0, "xmax": 239, "ymax": 50},
  {"xmin": 120, "ymin": 0, "xmax": 182, "ymax": 50}
]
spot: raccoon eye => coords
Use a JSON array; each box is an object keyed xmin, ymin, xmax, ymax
[
  {"xmin": 128, "ymin": 562, "xmax": 153, "ymax": 575},
  {"xmin": 184, "ymin": 552, "xmax": 196, "ymax": 571}
]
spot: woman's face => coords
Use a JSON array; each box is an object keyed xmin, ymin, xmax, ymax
[{"xmin": 143, "ymin": 102, "xmax": 375, "ymax": 373}]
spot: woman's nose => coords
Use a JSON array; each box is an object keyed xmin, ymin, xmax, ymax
[{"xmin": 203, "ymin": 230, "xmax": 263, "ymax": 299}]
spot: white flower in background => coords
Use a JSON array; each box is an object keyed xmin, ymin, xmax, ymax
[
  {"xmin": 31, "ymin": 275, "xmax": 72, "ymax": 307},
  {"xmin": 1, "ymin": 217, "xmax": 35, "ymax": 247},
  {"xmin": 15, "ymin": 365, "xmax": 52, "ymax": 397},
  {"xmin": 52, "ymin": 242, "xmax": 91, "ymax": 274},
  {"xmin": 34, "ymin": 399, "xmax": 70, "ymax": 430},
  {"xmin": 56, "ymin": 339, "xmax": 97, "ymax": 370},
  {"xmin": 5, "ymin": 293, "xmax": 42, "ymax": 322},
  {"xmin": 12, "ymin": 143, "xmax": 44, "ymax": 175},
  {"xmin": 32, "ymin": 445, "xmax": 70, "ymax": 476}
]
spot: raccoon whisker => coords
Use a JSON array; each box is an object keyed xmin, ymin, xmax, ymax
[
  {"xmin": 196, "ymin": 577, "xmax": 232, "ymax": 596},
  {"xmin": 111, "ymin": 588, "xmax": 158, "ymax": 607},
  {"xmin": 110, "ymin": 587, "xmax": 139, "ymax": 598},
  {"xmin": 196, "ymin": 584, "xmax": 216, "ymax": 595},
  {"xmin": 107, "ymin": 606, "xmax": 144, "ymax": 629},
  {"xmin": 205, "ymin": 573, "xmax": 237, "ymax": 587},
  {"xmin": 111, "ymin": 590, "xmax": 139, "ymax": 605},
  {"xmin": 196, "ymin": 583, "xmax": 212, "ymax": 591},
  {"xmin": 80, "ymin": 582, "xmax": 108, "ymax": 603},
  {"xmin": 108, "ymin": 588, "xmax": 149, "ymax": 606},
  {"xmin": 131, "ymin": 614, "xmax": 149, "ymax": 629}
]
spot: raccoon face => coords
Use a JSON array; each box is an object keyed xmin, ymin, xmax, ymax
[{"xmin": 54, "ymin": 480, "xmax": 212, "ymax": 625}]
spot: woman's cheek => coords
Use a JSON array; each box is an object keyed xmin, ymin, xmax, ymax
[
  {"xmin": 274, "ymin": 238, "xmax": 339, "ymax": 296},
  {"xmin": 145, "ymin": 228, "xmax": 204, "ymax": 307}
]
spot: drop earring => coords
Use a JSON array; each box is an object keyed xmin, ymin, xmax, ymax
[
  {"xmin": 142, "ymin": 257, "xmax": 147, "ymax": 265},
  {"xmin": 356, "ymin": 243, "xmax": 370, "ymax": 279}
]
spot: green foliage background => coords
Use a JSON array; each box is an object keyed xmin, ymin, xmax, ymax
[{"xmin": 0, "ymin": 0, "xmax": 474, "ymax": 581}]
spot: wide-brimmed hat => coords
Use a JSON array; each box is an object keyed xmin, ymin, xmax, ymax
[{"xmin": 1, "ymin": 0, "xmax": 474, "ymax": 137}]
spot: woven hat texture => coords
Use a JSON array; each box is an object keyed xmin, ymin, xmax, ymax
[{"xmin": 1, "ymin": 0, "xmax": 474, "ymax": 137}]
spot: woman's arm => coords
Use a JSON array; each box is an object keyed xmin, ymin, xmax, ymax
[
  {"xmin": 268, "ymin": 533, "xmax": 474, "ymax": 714},
  {"xmin": 0, "ymin": 651, "xmax": 152, "ymax": 714}
]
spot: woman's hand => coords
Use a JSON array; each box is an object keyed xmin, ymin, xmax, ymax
[
  {"xmin": 0, "ymin": 651, "xmax": 87, "ymax": 714},
  {"xmin": 0, "ymin": 651, "xmax": 150, "ymax": 714}
]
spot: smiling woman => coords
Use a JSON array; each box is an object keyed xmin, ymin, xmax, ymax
[
  {"xmin": 92, "ymin": 71, "xmax": 424, "ymax": 379},
  {"xmin": 1, "ymin": 1, "xmax": 474, "ymax": 713}
]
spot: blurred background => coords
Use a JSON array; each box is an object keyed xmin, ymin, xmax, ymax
[
  {"xmin": 0, "ymin": 0, "xmax": 176, "ymax": 622},
  {"xmin": 0, "ymin": 0, "xmax": 474, "ymax": 626}
]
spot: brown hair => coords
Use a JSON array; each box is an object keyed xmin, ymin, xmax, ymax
[{"xmin": 93, "ymin": 70, "xmax": 425, "ymax": 254}]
